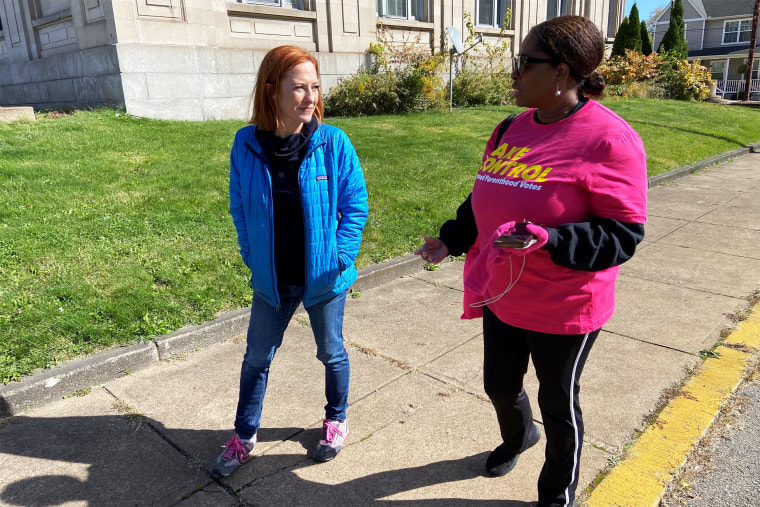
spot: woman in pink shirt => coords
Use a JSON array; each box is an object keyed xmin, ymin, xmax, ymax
[{"xmin": 415, "ymin": 15, "xmax": 647, "ymax": 507}]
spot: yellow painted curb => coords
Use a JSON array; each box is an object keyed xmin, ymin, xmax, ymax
[{"xmin": 587, "ymin": 303, "xmax": 760, "ymax": 507}]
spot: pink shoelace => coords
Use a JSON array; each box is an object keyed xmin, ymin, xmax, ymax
[
  {"xmin": 222, "ymin": 436, "xmax": 248, "ymax": 461},
  {"xmin": 321, "ymin": 420, "xmax": 344, "ymax": 444}
]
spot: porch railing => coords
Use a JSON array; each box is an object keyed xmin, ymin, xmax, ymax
[{"xmin": 713, "ymin": 79, "xmax": 760, "ymax": 99}]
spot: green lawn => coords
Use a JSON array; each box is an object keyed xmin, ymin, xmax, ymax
[{"xmin": 1, "ymin": 99, "xmax": 758, "ymax": 383}]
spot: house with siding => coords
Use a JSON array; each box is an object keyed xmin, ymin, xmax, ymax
[
  {"xmin": 0, "ymin": 0, "xmax": 626, "ymax": 120},
  {"xmin": 652, "ymin": 0, "xmax": 759, "ymax": 99}
]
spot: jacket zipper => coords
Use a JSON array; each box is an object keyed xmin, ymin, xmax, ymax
[{"xmin": 245, "ymin": 139, "xmax": 280, "ymax": 309}]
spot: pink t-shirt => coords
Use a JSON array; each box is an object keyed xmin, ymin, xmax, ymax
[{"xmin": 467, "ymin": 100, "xmax": 648, "ymax": 334}]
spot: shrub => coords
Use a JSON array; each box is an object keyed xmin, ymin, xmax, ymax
[
  {"xmin": 452, "ymin": 68, "xmax": 512, "ymax": 107},
  {"xmin": 324, "ymin": 69, "xmax": 398, "ymax": 117},
  {"xmin": 598, "ymin": 50, "xmax": 663, "ymax": 85},
  {"xmin": 325, "ymin": 13, "xmax": 513, "ymax": 116},
  {"xmin": 450, "ymin": 11, "xmax": 513, "ymax": 107},
  {"xmin": 605, "ymin": 81, "xmax": 667, "ymax": 99},
  {"xmin": 654, "ymin": 58, "xmax": 711, "ymax": 101},
  {"xmin": 598, "ymin": 50, "xmax": 710, "ymax": 101},
  {"xmin": 324, "ymin": 25, "xmax": 447, "ymax": 117}
]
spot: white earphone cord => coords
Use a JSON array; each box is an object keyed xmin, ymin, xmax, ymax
[{"xmin": 468, "ymin": 255, "xmax": 526, "ymax": 308}]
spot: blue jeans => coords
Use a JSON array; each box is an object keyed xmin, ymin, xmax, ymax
[{"xmin": 234, "ymin": 286, "xmax": 350, "ymax": 440}]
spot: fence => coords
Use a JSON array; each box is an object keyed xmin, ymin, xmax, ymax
[{"xmin": 714, "ymin": 79, "xmax": 760, "ymax": 99}]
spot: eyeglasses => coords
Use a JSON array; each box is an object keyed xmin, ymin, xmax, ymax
[{"xmin": 512, "ymin": 55, "xmax": 556, "ymax": 76}]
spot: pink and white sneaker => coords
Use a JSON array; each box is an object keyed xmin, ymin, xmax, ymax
[
  {"xmin": 209, "ymin": 434, "xmax": 256, "ymax": 477},
  {"xmin": 313, "ymin": 419, "xmax": 349, "ymax": 462}
]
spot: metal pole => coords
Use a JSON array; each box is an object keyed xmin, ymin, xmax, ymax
[
  {"xmin": 742, "ymin": 0, "xmax": 759, "ymax": 102},
  {"xmin": 449, "ymin": 52, "xmax": 454, "ymax": 112}
]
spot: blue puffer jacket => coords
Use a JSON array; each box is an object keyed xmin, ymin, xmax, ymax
[{"xmin": 229, "ymin": 122, "xmax": 368, "ymax": 309}]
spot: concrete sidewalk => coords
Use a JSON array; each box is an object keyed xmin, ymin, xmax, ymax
[{"xmin": 1, "ymin": 150, "xmax": 759, "ymax": 506}]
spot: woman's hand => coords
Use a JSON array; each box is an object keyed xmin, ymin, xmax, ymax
[
  {"xmin": 414, "ymin": 237, "xmax": 449, "ymax": 264},
  {"xmin": 501, "ymin": 223, "xmax": 549, "ymax": 256}
]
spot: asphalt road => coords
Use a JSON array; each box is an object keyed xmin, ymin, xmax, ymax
[{"xmin": 662, "ymin": 363, "xmax": 760, "ymax": 506}]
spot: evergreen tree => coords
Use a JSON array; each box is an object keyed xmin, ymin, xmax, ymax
[
  {"xmin": 611, "ymin": 4, "xmax": 645, "ymax": 57},
  {"xmin": 612, "ymin": 17, "xmax": 630, "ymax": 57},
  {"xmin": 659, "ymin": 0, "xmax": 688, "ymax": 59},
  {"xmin": 628, "ymin": 4, "xmax": 643, "ymax": 53},
  {"xmin": 641, "ymin": 21, "xmax": 652, "ymax": 55}
]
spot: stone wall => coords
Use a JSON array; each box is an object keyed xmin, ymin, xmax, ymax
[
  {"xmin": 0, "ymin": 0, "xmax": 622, "ymax": 120},
  {"xmin": 0, "ymin": 44, "xmax": 122, "ymax": 110},
  {"xmin": 115, "ymin": 44, "xmax": 368, "ymax": 121}
]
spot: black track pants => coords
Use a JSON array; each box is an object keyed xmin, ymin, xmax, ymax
[{"xmin": 482, "ymin": 305, "xmax": 599, "ymax": 506}]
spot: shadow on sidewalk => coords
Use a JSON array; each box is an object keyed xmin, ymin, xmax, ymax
[
  {"xmin": 233, "ymin": 451, "xmax": 536, "ymax": 506},
  {"xmin": 0, "ymin": 409, "xmax": 535, "ymax": 506}
]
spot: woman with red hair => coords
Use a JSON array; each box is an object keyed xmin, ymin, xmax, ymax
[{"xmin": 210, "ymin": 45, "xmax": 368, "ymax": 477}]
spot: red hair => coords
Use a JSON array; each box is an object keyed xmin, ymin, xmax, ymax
[{"xmin": 249, "ymin": 45, "xmax": 324, "ymax": 129}]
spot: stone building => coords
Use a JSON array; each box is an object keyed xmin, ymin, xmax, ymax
[{"xmin": 0, "ymin": 0, "xmax": 624, "ymax": 120}]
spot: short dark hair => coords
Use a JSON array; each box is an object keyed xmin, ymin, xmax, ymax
[{"xmin": 531, "ymin": 15, "xmax": 606, "ymax": 97}]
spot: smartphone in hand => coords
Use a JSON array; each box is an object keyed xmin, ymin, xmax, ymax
[{"xmin": 494, "ymin": 233, "xmax": 537, "ymax": 249}]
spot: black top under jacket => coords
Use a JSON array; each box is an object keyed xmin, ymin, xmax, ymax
[{"xmin": 255, "ymin": 118, "xmax": 319, "ymax": 286}]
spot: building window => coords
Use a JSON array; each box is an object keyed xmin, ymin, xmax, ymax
[
  {"xmin": 709, "ymin": 60, "xmax": 725, "ymax": 81},
  {"xmin": 723, "ymin": 19, "xmax": 752, "ymax": 44},
  {"xmin": 238, "ymin": 0, "xmax": 307, "ymax": 9},
  {"xmin": 477, "ymin": 0, "xmax": 510, "ymax": 28},
  {"xmin": 546, "ymin": 0, "xmax": 568, "ymax": 20},
  {"xmin": 607, "ymin": 0, "xmax": 617, "ymax": 37},
  {"xmin": 377, "ymin": 0, "xmax": 427, "ymax": 21}
]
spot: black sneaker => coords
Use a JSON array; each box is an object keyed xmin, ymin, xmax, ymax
[
  {"xmin": 536, "ymin": 499, "xmax": 576, "ymax": 507},
  {"xmin": 486, "ymin": 423, "xmax": 541, "ymax": 476}
]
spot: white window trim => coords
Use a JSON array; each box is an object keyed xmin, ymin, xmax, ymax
[
  {"xmin": 709, "ymin": 59, "xmax": 726, "ymax": 80},
  {"xmin": 226, "ymin": 2, "xmax": 316, "ymax": 21},
  {"xmin": 377, "ymin": 0, "xmax": 427, "ymax": 22},
  {"xmin": 748, "ymin": 59, "xmax": 760, "ymax": 79},
  {"xmin": 722, "ymin": 18, "xmax": 753, "ymax": 46},
  {"xmin": 234, "ymin": 0, "xmax": 308, "ymax": 9},
  {"xmin": 476, "ymin": 0, "xmax": 510, "ymax": 28}
]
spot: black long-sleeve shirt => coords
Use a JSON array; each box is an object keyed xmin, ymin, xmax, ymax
[
  {"xmin": 255, "ymin": 118, "xmax": 319, "ymax": 285},
  {"xmin": 438, "ymin": 193, "xmax": 644, "ymax": 272}
]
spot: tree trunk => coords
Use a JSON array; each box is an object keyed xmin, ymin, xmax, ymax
[{"xmin": 743, "ymin": 0, "xmax": 760, "ymax": 102}]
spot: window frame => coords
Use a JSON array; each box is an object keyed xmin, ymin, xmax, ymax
[
  {"xmin": 235, "ymin": 0, "xmax": 308, "ymax": 10},
  {"xmin": 546, "ymin": 0, "xmax": 568, "ymax": 20},
  {"xmin": 476, "ymin": 0, "xmax": 511, "ymax": 28},
  {"xmin": 709, "ymin": 60, "xmax": 726, "ymax": 81},
  {"xmin": 377, "ymin": 0, "xmax": 427, "ymax": 22},
  {"xmin": 606, "ymin": 0, "xmax": 617, "ymax": 37},
  {"xmin": 722, "ymin": 19, "xmax": 753, "ymax": 45}
]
